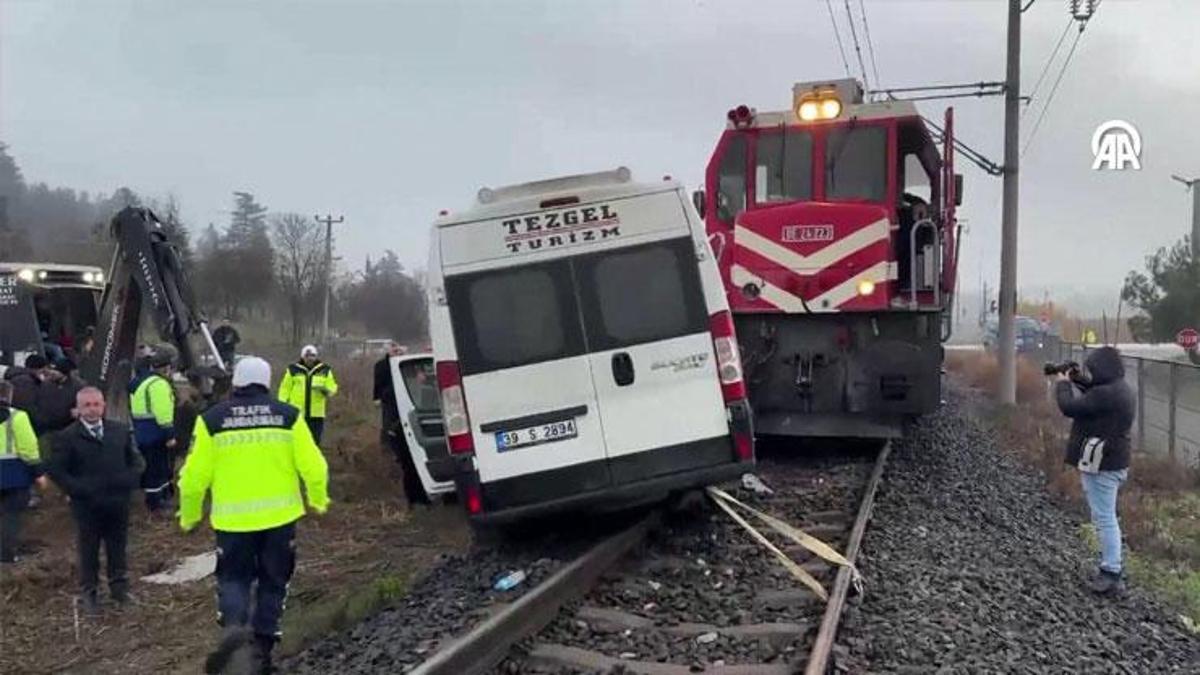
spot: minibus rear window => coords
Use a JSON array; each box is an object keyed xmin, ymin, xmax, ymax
[
  {"xmin": 445, "ymin": 261, "xmax": 585, "ymax": 375},
  {"xmin": 576, "ymin": 238, "xmax": 708, "ymax": 352}
]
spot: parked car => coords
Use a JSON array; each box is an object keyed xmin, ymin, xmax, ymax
[
  {"xmin": 982, "ymin": 316, "xmax": 1046, "ymax": 353},
  {"xmin": 351, "ymin": 338, "xmax": 399, "ymax": 359}
]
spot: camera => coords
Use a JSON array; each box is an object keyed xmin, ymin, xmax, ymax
[{"xmin": 1043, "ymin": 361, "xmax": 1080, "ymax": 376}]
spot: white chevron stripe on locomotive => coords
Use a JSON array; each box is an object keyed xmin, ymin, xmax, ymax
[
  {"xmin": 734, "ymin": 217, "xmax": 890, "ymax": 271},
  {"xmin": 731, "ymin": 261, "xmax": 894, "ymax": 313}
]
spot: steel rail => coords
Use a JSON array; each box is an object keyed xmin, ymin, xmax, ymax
[
  {"xmin": 410, "ymin": 511, "xmax": 659, "ymax": 675},
  {"xmin": 804, "ymin": 440, "xmax": 892, "ymax": 675}
]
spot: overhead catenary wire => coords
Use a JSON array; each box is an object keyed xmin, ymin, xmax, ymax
[
  {"xmin": 1022, "ymin": 18, "xmax": 1073, "ymax": 120},
  {"xmin": 920, "ymin": 113, "xmax": 1004, "ymax": 177},
  {"xmin": 842, "ymin": 0, "xmax": 872, "ymax": 90},
  {"xmin": 824, "ymin": 0, "xmax": 852, "ymax": 78},
  {"xmin": 858, "ymin": 0, "xmax": 882, "ymax": 91},
  {"xmin": 1022, "ymin": 20, "xmax": 1089, "ymax": 157}
]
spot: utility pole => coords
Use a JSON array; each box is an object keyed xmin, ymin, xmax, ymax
[
  {"xmin": 996, "ymin": 0, "xmax": 1022, "ymax": 404},
  {"xmin": 1170, "ymin": 175, "xmax": 1200, "ymax": 258},
  {"xmin": 314, "ymin": 213, "xmax": 344, "ymax": 347}
]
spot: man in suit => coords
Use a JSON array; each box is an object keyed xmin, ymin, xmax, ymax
[{"xmin": 46, "ymin": 387, "xmax": 145, "ymax": 613}]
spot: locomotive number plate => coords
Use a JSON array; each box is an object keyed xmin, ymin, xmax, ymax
[
  {"xmin": 781, "ymin": 225, "xmax": 834, "ymax": 243},
  {"xmin": 496, "ymin": 418, "xmax": 578, "ymax": 452}
]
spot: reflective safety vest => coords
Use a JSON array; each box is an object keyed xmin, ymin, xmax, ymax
[
  {"xmin": 130, "ymin": 373, "xmax": 176, "ymax": 446},
  {"xmin": 0, "ymin": 407, "xmax": 39, "ymax": 490},
  {"xmin": 278, "ymin": 361, "xmax": 338, "ymax": 419},
  {"xmin": 178, "ymin": 390, "xmax": 329, "ymax": 532}
]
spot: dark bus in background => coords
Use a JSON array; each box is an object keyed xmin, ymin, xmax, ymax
[{"xmin": 0, "ymin": 262, "xmax": 105, "ymax": 372}]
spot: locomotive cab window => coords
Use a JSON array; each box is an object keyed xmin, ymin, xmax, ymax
[
  {"xmin": 754, "ymin": 129, "xmax": 813, "ymax": 204},
  {"xmin": 825, "ymin": 126, "xmax": 886, "ymax": 202},
  {"xmin": 716, "ymin": 134, "xmax": 748, "ymax": 223}
]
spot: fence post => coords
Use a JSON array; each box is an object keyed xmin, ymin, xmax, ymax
[
  {"xmin": 1136, "ymin": 358, "xmax": 1145, "ymax": 451},
  {"xmin": 1168, "ymin": 362, "xmax": 1178, "ymax": 461}
]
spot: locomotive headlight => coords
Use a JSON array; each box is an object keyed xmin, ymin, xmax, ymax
[
  {"xmin": 820, "ymin": 98, "xmax": 842, "ymax": 119},
  {"xmin": 796, "ymin": 95, "xmax": 842, "ymax": 121},
  {"xmin": 857, "ymin": 280, "xmax": 876, "ymax": 296},
  {"xmin": 17, "ymin": 268, "xmax": 35, "ymax": 282}
]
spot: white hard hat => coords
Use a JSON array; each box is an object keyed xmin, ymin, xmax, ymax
[
  {"xmin": 232, "ymin": 356, "xmax": 272, "ymax": 389},
  {"xmin": 300, "ymin": 344, "xmax": 318, "ymax": 357}
]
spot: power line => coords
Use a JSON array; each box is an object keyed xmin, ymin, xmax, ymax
[
  {"xmin": 1022, "ymin": 21, "xmax": 1088, "ymax": 157},
  {"xmin": 1022, "ymin": 18, "xmax": 1073, "ymax": 119},
  {"xmin": 857, "ymin": 0, "xmax": 882, "ymax": 91},
  {"xmin": 921, "ymin": 114, "xmax": 1004, "ymax": 177},
  {"xmin": 824, "ymin": 0, "xmax": 852, "ymax": 77},
  {"xmin": 842, "ymin": 0, "xmax": 871, "ymax": 90}
]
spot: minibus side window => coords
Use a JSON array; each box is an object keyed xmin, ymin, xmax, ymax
[
  {"xmin": 399, "ymin": 358, "xmax": 440, "ymax": 413},
  {"xmin": 575, "ymin": 238, "xmax": 708, "ymax": 352},
  {"xmin": 445, "ymin": 261, "xmax": 585, "ymax": 375}
]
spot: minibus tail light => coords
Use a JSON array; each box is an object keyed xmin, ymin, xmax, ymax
[
  {"xmin": 464, "ymin": 484, "xmax": 483, "ymax": 515},
  {"xmin": 734, "ymin": 431, "xmax": 753, "ymax": 461},
  {"xmin": 709, "ymin": 311, "xmax": 747, "ymax": 401},
  {"xmin": 436, "ymin": 360, "xmax": 475, "ymax": 455}
]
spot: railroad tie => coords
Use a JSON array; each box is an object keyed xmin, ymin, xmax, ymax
[{"xmin": 526, "ymin": 643, "xmax": 795, "ymax": 675}]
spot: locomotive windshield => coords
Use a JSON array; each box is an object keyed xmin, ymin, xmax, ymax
[
  {"xmin": 755, "ymin": 129, "xmax": 814, "ymax": 203},
  {"xmin": 826, "ymin": 126, "xmax": 887, "ymax": 201}
]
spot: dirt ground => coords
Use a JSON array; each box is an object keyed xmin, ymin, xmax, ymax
[{"xmin": 0, "ymin": 357, "xmax": 471, "ymax": 674}]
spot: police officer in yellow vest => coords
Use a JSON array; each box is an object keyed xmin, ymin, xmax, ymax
[
  {"xmin": 0, "ymin": 381, "xmax": 44, "ymax": 564},
  {"xmin": 130, "ymin": 350, "xmax": 176, "ymax": 512},
  {"xmin": 278, "ymin": 344, "xmax": 338, "ymax": 444},
  {"xmin": 179, "ymin": 356, "xmax": 329, "ymax": 674}
]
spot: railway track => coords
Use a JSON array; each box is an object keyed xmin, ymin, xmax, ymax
[{"xmin": 409, "ymin": 442, "xmax": 891, "ymax": 675}]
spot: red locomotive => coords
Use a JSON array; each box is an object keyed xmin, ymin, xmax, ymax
[{"xmin": 696, "ymin": 79, "xmax": 961, "ymax": 438}]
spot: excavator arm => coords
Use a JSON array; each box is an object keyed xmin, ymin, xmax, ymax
[{"xmin": 81, "ymin": 207, "xmax": 227, "ymax": 415}]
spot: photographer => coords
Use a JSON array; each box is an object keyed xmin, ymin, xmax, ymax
[{"xmin": 1051, "ymin": 346, "xmax": 1135, "ymax": 595}]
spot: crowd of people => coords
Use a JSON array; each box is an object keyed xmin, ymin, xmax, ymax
[{"xmin": 0, "ymin": 328, "xmax": 349, "ymax": 674}]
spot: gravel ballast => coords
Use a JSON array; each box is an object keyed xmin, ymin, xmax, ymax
[
  {"xmin": 838, "ymin": 391, "xmax": 1200, "ymax": 673},
  {"xmin": 284, "ymin": 518, "xmax": 628, "ymax": 673}
]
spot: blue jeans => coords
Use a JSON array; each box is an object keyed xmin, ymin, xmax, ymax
[{"xmin": 1080, "ymin": 468, "xmax": 1127, "ymax": 574}]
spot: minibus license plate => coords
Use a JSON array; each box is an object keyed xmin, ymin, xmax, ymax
[{"xmin": 496, "ymin": 419, "xmax": 578, "ymax": 451}]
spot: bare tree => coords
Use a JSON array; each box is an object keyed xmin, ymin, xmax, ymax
[{"xmin": 271, "ymin": 213, "xmax": 325, "ymax": 345}]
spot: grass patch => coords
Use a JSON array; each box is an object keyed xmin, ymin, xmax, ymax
[
  {"xmin": 279, "ymin": 570, "xmax": 417, "ymax": 655},
  {"xmin": 949, "ymin": 350, "xmax": 1200, "ymax": 629}
]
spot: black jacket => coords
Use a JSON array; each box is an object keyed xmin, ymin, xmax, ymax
[
  {"xmin": 33, "ymin": 378, "xmax": 81, "ymax": 434},
  {"xmin": 4, "ymin": 368, "xmax": 40, "ymax": 419},
  {"xmin": 46, "ymin": 420, "xmax": 146, "ymax": 508},
  {"xmin": 373, "ymin": 356, "xmax": 397, "ymax": 411},
  {"xmin": 1055, "ymin": 347, "xmax": 1134, "ymax": 471}
]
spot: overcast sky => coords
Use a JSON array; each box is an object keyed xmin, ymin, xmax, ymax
[{"xmin": 2, "ymin": 0, "xmax": 1198, "ymax": 302}]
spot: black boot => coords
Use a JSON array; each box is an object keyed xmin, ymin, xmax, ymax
[
  {"xmin": 205, "ymin": 626, "xmax": 250, "ymax": 674},
  {"xmin": 1089, "ymin": 569, "xmax": 1125, "ymax": 595},
  {"xmin": 81, "ymin": 590, "xmax": 100, "ymax": 615},
  {"xmin": 111, "ymin": 583, "xmax": 130, "ymax": 606},
  {"xmin": 252, "ymin": 634, "xmax": 277, "ymax": 674}
]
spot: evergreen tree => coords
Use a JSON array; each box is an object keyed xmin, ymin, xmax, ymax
[{"xmin": 1122, "ymin": 236, "xmax": 1200, "ymax": 342}]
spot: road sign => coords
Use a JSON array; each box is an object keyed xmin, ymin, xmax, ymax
[{"xmin": 1177, "ymin": 327, "xmax": 1199, "ymax": 350}]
